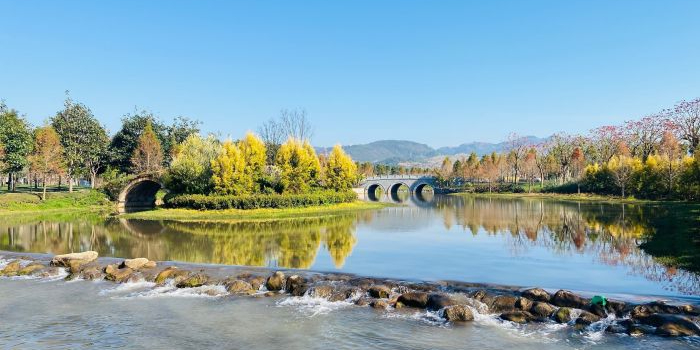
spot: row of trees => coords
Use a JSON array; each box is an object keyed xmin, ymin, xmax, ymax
[{"xmin": 436, "ymin": 98, "xmax": 700, "ymax": 200}]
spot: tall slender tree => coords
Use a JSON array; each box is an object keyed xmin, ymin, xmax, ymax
[
  {"xmin": 0, "ymin": 103, "xmax": 33, "ymax": 191},
  {"xmin": 131, "ymin": 122, "xmax": 164, "ymax": 174},
  {"xmin": 29, "ymin": 126, "xmax": 65, "ymax": 200}
]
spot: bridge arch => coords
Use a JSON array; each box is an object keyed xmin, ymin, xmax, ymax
[
  {"xmin": 117, "ymin": 175, "xmax": 164, "ymax": 213},
  {"xmin": 366, "ymin": 183, "xmax": 385, "ymax": 201}
]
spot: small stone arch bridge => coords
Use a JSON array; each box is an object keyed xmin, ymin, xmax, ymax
[
  {"xmin": 116, "ymin": 174, "xmax": 165, "ymax": 213},
  {"xmin": 359, "ymin": 175, "xmax": 440, "ymax": 201}
]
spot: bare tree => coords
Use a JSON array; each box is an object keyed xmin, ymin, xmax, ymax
[
  {"xmin": 506, "ymin": 133, "xmax": 528, "ymax": 184},
  {"xmin": 258, "ymin": 118, "xmax": 285, "ymax": 163},
  {"xmin": 623, "ymin": 114, "xmax": 665, "ymax": 161},
  {"xmin": 280, "ymin": 108, "xmax": 313, "ymax": 141},
  {"xmin": 670, "ymin": 97, "xmax": 700, "ymax": 153}
]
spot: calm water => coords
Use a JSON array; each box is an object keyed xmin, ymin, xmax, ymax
[{"xmin": 2, "ymin": 195, "xmax": 700, "ymax": 349}]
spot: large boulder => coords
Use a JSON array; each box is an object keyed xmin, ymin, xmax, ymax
[
  {"xmin": 370, "ymin": 299, "xmax": 388, "ymax": 309},
  {"xmin": 443, "ymin": 305, "xmax": 474, "ymax": 322},
  {"xmin": 266, "ymin": 271, "xmax": 286, "ymax": 291},
  {"xmin": 551, "ymin": 290, "xmax": 589, "ymax": 309},
  {"xmin": 427, "ymin": 293, "xmax": 457, "ymax": 311},
  {"xmin": 50, "ymin": 251, "xmax": 98, "ymax": 267},
  {"xmin": 368, "ymin": 285, "xmax": 391, "ymax": 299},
  {"xmin": 104, "ymin": 265, "xmax": 134, "ymax": 282},
  {"xmin": 310, "ymin": 285, "xmax": 334, "ymax": 299},
  {"xmin": 17, "ymin": 263, "xmax": 44, "ymax": 276},
  {"xmin": 489, "ymin": 295, "xmax": 519, "ymax": 313},
  {"xmin": 154, "ymin": 266, "xmax": 189, "ymax": 285},
  {"xmin": 631, "ymin": 301, "xmax": 682, "ymax": 318},
  {"xmin": 285, "ymin": 275, "xmax": 308, "ymax": 296},
  {"xmin": 176, "ymin": 273, "xmax": 208, "ymax": 288},
  {"xmin": 226, "ymin": 280, "xmax": 255, "ymax": 294},
  {"xmin": 574, "ymin": 311, "xmax": 601, "ymax": 329},
  {"xmin": 521, "ymin": 288, "xmax": 551, "ymax": 303},
  {"xmin": 530, "ymin": 302, "xmax": 556, "ymax": 318},
  {"xmin": 120, "ymin": 258, "xmax": 156, "ymax": 270},
  {"xmin": 655, "ymin": 315, "xmax": 700, "ymax": 337},
  {"xmin": 397, "ymin": 292, "xmax": 429, "ymax": 308},
  {"xmin": 0, "ymin": 260, "xmax": 22, "ymax": 276},
  {"xmin": 500, "ymin": 311, "xmax": 534, "ymax": 324},
  {"xmin": 554, "ymin": 307, "xmax": 572, "ymax": 323}
]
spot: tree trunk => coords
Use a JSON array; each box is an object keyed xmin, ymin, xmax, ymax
[
  {"xmin": 58, "ymin": 176, "xmax": 62, "ymax": 191},
  {"xmin": 42, "ymin": 176, "xmax": 47, "ymax": 201},
  {"xmin": 69, "ymin": 176, "xmax": 74, "ymax": 193},
  {"xmin": 9, "ymin": 173, "xmax": 15, "ymax": 192},
  {"xmin": 91, "ymin": 171, "xmax": 97, "ymax": 189},
  {"xmin": 6, "ymin": 173, "xmax": 10, "ymax": 191}
]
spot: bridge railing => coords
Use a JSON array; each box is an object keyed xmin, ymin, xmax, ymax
[{"xmin": 362, "ymin": 174, "xmax": 434, "ymax": 181}]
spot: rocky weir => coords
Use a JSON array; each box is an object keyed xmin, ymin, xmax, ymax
[{"xmin": 1, "ymin": 251, "xmax": 700, "ymax": 339}]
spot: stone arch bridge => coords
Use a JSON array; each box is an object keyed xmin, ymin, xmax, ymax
[
  {"xmin": 116, "ymin": 174, "xmax": 165, "ymax": 213},
  {"xmin": 359, "ymin": 175, "xmax": 440, "ymax": 201}
]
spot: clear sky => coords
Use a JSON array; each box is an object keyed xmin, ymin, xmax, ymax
[{"xmin": 1, "ymin": 0, "xmax": 699, "ymax": 147}]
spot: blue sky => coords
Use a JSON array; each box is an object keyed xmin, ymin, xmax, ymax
[{"xmin": 1, "ymin": 0, "xmax": 699, "ymax": 147}]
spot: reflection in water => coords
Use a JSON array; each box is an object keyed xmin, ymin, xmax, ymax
[{"xmin": 1, "ymin": 196, "xmax": 699, "ymax": 295}]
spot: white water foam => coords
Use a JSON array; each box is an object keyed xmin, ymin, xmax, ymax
[
  {"xmin": 109, "ymin": 280, "xmax": 228, "ymax": 300},
  {"xmin": 277, "ymin": 294, "xmax": 355, "ymax": 317}
]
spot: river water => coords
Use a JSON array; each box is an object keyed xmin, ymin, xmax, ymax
[{"xmin": 1, "ymin": 195, "xmax": 700, "ymax": 348}]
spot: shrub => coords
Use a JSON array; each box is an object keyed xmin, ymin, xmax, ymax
[{"xmin": 165, "ymin": 189, "xmax": 357, "ymax": 210}]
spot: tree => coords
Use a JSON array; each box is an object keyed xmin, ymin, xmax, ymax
[
  {"xmin": 506, "ymin": 133, "xmax": 528, "ymax": 183},
  {"xmin": 623, "ymin": 115, "xmax": 665, "ymax": 161},
  {"xmin": 522, "ymin": 148, "xmax": 538, "ymax": 193},
  {"xmin": 258, "ymin": 118, "xmax": 285, "ymax": 164},
  {"xmin": 238, "ymin": 132, "xmax": 267, "ymax": 192},
  {"xmin": 165, "ymin": 134, "xmax": 219, "ymax": 194},
  {"xmin": 276, "ymin": 138, "xmax": 321, "ymax": 194},
  {"xmin": 549, "ymin": 133, "xmax": 576, "ymax": 184},
  {"xmin": 589, "ymin": 125, "xmax": 622, "ymax": 163},
  {"xmin": 280, "ymin": 108, "xmax": 313, "ymax": 141},
  {"xmin": 131, "ymin": 122, "xmax": 164, "ymax": 174},
  {"xmin": 211, "ymin": 140, "xmax": 247, "ymax": 195},
  {"xmin": 324, "ymin": 145, "xmax": 357, "ymax": 191},
  {"xmin": 0, "ymin": 103, "xmax": 33, "ymax": 191},
  {"xmin": 608, "ymin": 155, "xmax": 636, "ymax": 197},
  {"xmin": 659, "ymin": 131, "xmax": 682, "ymax": 195},
  {"xmin": 109, "ymin": 110, "xmax": 167, "ymax": 173},
  {"xmin": 164, "ymin": 116, "xmax": 201, "ymax": 164},
  {"xmin": 52, "ymin": 95, "xmax": 109, "ymax": 191},
  {"xmin": 670, "ymin": 98, "xmax": 700, "ymax": 153},
  {"xmin": 570, "ymin": 147, "xmax": 585, "ymax": 193},
  {"xmin": 479, "ymin": 153, "xmax": 499, "ymax": 192},
  {"xmin": 29, "ymin": 126, "xmax": 65, "ymax": 200}
]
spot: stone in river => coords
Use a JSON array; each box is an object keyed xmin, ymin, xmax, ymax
[
  {"xmin": 176, "ymin": 273, "xmax": 209, "ymax": 288},
  {"xmin": 1, "ymin": 260, "xmax": 22, "ymax": 276},
  {"xmin": 368, "ymin": 285, "xmax": 391, "ymax": 299},
  {"xmin": 500, "ymin": 311, "xmax": 534, "ymax": 324},
  {"xmin": 285, "ymin": 275, "xmax": 308, "ymax": 296},
  {"xmin": 442, "ymin": 305, "xmax": 474, "ymax": 322},
  {"xmin": 370, "ymin": 299, "xmax": 389, "ymax": 309},
  {"xmin": 104, "ymin": 265, "xmax": 134, "ymax": 283},
  {"xmin": 50, "ymin": 251, "xmax": 98, "ymax": 267},
  {"xmin": 530, "ymin": 302, "xmax": 556, "ymax": 318},
  {"xmin": 554, "ymin": 307, "xmax": 572, "ymax": 323},
  {"xmin": 397, "ymin": 292, "xmax": 429, "ymax": 308},
  {"xmin": 574, "ymin": 311, "xmax": 601, "ymax": 330},
  {"xmin": 521, "ymin": 288, "xmax": 551, "ymax": 303},
  {"xmin": 310, "ymin": 285, "xmax": 334, "ymax": 298},
  {"xmin": 489, "ymin": 295, "xmax": 519, "ymax": 313},
  {"xmin": 17, "ymin": 263, "xmax": 44, "ymax": 276},
  {"xmin": 120, "ymin": 258, "xmax": 156, "ymax": 270},
  {"xmin": 427, "ymin": 293, "xmax": 457, "ymax": 311},
  {"xmin": 551, "ymin": 290, "xmax": 589, "ymax": 309},
  {"xmin": 265, "ymin": 271, "xmax": 286, "ymax": 291},
  {"xmin": 226, "ymin": 280, "xmax": 255, "ymax": 294}
]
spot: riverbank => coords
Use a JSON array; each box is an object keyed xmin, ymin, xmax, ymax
[
  {"xmin": 119, "ymin": 201, "xmax": 391, "ymax": 222},
  {"xmin": 0, "ymin": 189, "xmax": 112, "ymax": 214},
  {"xmin": 2, "ymin": 250, "xmax": 700, "ymax": 341},
  {"xmin": 449, "ymin": 191, "xmax": 666, "ymax": 204}
]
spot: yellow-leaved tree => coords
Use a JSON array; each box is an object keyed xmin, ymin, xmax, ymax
[
  {"xmin": 238, "ymin": 132, "xmax": 267, "ymax": 192},
  {"xmin": 211, "ymin": 140, "xmax": 247, "ymax": 195},
  {"xmin": 324, "ymin": 145, "xmax": 357, "ymax": 191},
  {"xmin": 131, "ymin": 121, "xmax": 164, "ymax": 174},
  {"xmin": 276, "ymin": 138, "xmax": 321, "ymax": 194}
]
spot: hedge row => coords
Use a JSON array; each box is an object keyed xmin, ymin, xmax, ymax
[{"xmin": 165, "ymin": 190, "xmax": 358, "ymax": 210}]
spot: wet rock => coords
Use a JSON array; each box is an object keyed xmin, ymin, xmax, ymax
[
  {"xmin": 490, "ymin": 295, "xmax": 518, "ymax": 313},
  {"xmin": 38, "ymin": 266, "xmax": 62, "ymax": 278},
  {"xmin": 329, "ymin": 287, "xmax": 359, "ymax": 302},
  {"xmin": 355, "ymin": 298, "xmax": 371, "ymax": 306},
  {"xmin": 120, "ymin": 258, "xmax": 156, "ymax": 270},
  {"xmin": 442, "ymin": 305, "xmax": 474, "ymax": 322},
  {"xmin": 427, "ymin": 293, "xmax": 457, "ymax": 311},
  {"xmin": 154, "ymin": 267, "xmax": 189, "ymax": 285},
  {"xmin": 176, "ymin": 273, "xmax": 208, "ymax": 288},
  {"xmin": 226, "ymin": 280, "xmax": 254, "ymax": 294},
  {"xmin": 249, "ymin": 276, "xmax": 265, "ymax": 291},
  {"xmin": 655, "ymin": 316, "xmax": 700, "ymax": 337},
  {"xmin": 500, "ymin": 311, "xmax": 534, "ymax": 324},
  {"xmin": 370, "ymin": 299, "xmax": 388, "ymax": 309},
  {"xmin": 530, "ymin": 302, "xmax": 556, "ymax": 318},
  {"xmin": 285, "ymin": 275, "xmax": 308, "ymax": 296},
  {"xmin": 551, "ymin": 290, "xmax": 589, "ymax": 309},
  {"xmin": 17, "ymin": 263, "xmax": 44, "ymax": 276},
  {"xmin": 515, "ymin": 297, "xmax": 533, "ymax": 311},
  {"xmin": 587, "ymin": 303, "xmax": 608, "ymax": 318},
  {"xmin": 266, "ymin": 271, "xmax": 286, "ymax": 291},
  {"xmin": 263, "ymin": 291, "xmax": 277, "ymax": 297},
  {"xmin": 521, "ymin": 288, "xmax": 551, "ymax": 303},
  {"xmin": 104, "ymin": 265, "xmax": 134, "ymax": 283},
  {"xmin": 397, "ymin": 292, "xmax": 429, "ymax": 308},
  {"xmin": 80, "ymin": 266, "xmax": 104, "ymax": 280},
  {"xmin": 310, "ymin": 285, "xmax": 334, "ymax": 298},
  {"xmin": 554, "ymin": 307, "xmax": 572, "ymax": 323},
  {"xmin": 680, "ymin": 304, "xmax": 700, "ymax": 316},
  {"xmin": 606, "ymin": 300, "xmax": 627, "ymax": 317},
  {"xmin": 574, "ymin": 311, "xmax": 601, "ymax": 329},
  {"xmin": 605, "ymin": 323, "xmax": 628, "ymax": 334},
  {"xmin": 50, "ymin": 251, "xmax": 98, "ymax": 267},
  {"xmin": 631, "ymin": 301, "xmax": 681, "ymax": 318},
  {"xmin": 368, "ymin": 285, "xmax": 391, "ymax": 299},
  {"xmin": 1, "ymin": 260, "xmax": 21, "ymax": 276}
]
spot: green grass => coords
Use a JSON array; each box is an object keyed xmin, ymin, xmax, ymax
[
  {"xmin": 0, "ymin": 189, "xmax": 112, "ymax": 213},
  {"xmin": 120, "ymin": 200, "xmax": 391, "ymax": 222}
]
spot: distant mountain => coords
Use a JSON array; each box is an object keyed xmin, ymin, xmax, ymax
[
  {"xmin": 317, "ymin": 140, "xmax": 436, "ymax": 164},
  {"xmin": 317, "ymin": 136, "xmax": 548, "ymax": 165}
]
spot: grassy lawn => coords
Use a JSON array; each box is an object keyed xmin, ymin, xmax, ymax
[
  {"xmin": 120, "ymin": 201, "xmax": 391, "ymax": 222},
  {"xmin": 0, "ymin": 189, "xmax": 112, "ymax": 213}
]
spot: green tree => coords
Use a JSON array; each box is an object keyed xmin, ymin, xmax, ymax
[
  {"xmin": 164, "ymin": 116, "xmax": 201, "ymax": 163},
  {"xmin": 51, "ymin": 96, "xmax": 109, "ymax": 191},
  {"xmin": 0, "ymin": 103, "xmax": 33, "ymax": 191},
  {"xmin": 28, "ymin": 126, "xmax": 65, "ymax": 200},
  {"xmin": 131, "ymin": 122, "xmax": 164, "ymax": 174},
  {"xmin": 165, "ymin": 134, "xmax": 219, "ymax": 194},
  {"xmin": 276, "ymin": 138, "xmax": 320, "ymax": 194},
  {"xmin": 109, "ymin": 110, "xmax": 167, "ymax": 173},
  {"xmin": 211, "ymin": 140, "xmax": 247, "ymax": 195},
  {"xmin": 324, "ymin": 145, "xmax": 357, "ymax": 191},
  {"xmin": 238, "ymin": 132, "xmax": 267, "ymax": 192}
]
